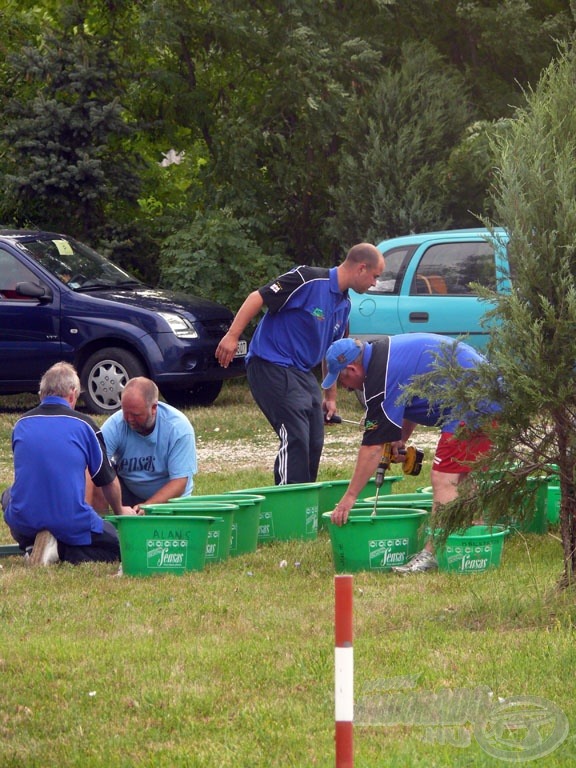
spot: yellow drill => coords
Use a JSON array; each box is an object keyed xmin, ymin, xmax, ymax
[{"xmin": 372, "ymin": 443, "xmax": 424, "ymax": 515}]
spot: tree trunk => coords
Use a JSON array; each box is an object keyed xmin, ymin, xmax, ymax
[{"xmin": 555, "ymin": 417, "xmax": 576, "ymax": 588}]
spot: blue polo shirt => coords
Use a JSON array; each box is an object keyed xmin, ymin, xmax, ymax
[
  {"xmin": 246, "ymin": 265, "xmax": 350, "ymax": 371},
  {"xmin": 4, "ymin": 396, "xmax": 116, "ymax": 545},
  {"xmin": 361, "ymin": 334, "xmax": 496, "ymax": 446}
]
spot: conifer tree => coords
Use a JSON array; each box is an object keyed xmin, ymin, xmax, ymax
[{"xmin": 410, "ymin": 47, "xmax": 576, "ymax": 588}]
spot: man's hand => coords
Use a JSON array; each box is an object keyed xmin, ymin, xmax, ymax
[
  {"xmin": 322, "ymin": 396, "xmax": 338, "ymax": 423},
  {"xmin": 120, "ymin": 505, "xmax": 139, "ymax": 516},
  {"xmin": 330, "ymin": 491, "xmax": 357, "ymax": 526},
  {"xmin": 215, "ymin": 332, "xmax": 240, "ymax": 368}
]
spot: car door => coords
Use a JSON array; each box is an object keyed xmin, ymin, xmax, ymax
[
  {"xmin": 395, "ymin": 236, "xmax": 499, "ymax": 349},
  {"xmin": 0, "ymin": 246, "xmax": 63, "ymax": 388}
]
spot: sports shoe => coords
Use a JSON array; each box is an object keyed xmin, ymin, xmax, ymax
[
  {"xmin": 28, "ymin": 530, "xmax": 60, "ymax": 566},
  {"xmin": 392, "ymin": 549, "xmax": 438, "ymax": 574}
]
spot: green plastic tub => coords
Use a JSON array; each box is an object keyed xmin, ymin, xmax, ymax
[
  {"xmin": 434, "ymin": 525, "xmax": 509, "ymax": 574},
  {"xmin": 546, "ymin": 484, "xmax": 560, "ymax": 525},
  {"xmin": 479, "ymin": 472, "xmax": 548, "ymax": 534},
  {"xmin": 511, "ymin": 477, "xmax": 548, "ymax": 534},
  {"xmin": 0, "ymin": 544, "xmax": 22, "ymax": 558},
  {"xmin": 364, "ymin": 491, "xmax": 433, "ymax": 506},
  {"xmin": 141, "ymin": 502, "xmax": 237, "ymax": 563},
  {"xmin": 236, "ymin": 483, "xmax": 321, "ymax": 543},
  {"xmin": 322, "ymin": 506, "xmax": 428, "ymax": 573},
  {"xmin": 318, "ymin": 475, "xmax": 404, "ymax": 529},
  {"xmin": 106, "ymin": 514, "xmax": 217, "ymax": 576},
  {"xmin": 171, "ymin": 493, "xmax": 265, "ymax": 556},
  {"xmin": 360, "ymin": 494, "xmax": 433, "ymax": 508}
]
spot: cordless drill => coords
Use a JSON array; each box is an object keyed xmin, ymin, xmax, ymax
[
  {"xmin": 375, "ymin": 442, "xmax": 424, "ymax": 482},
  {"xmin": 372, "ymin": 442, "xmax": 424, "ymax": 515}
]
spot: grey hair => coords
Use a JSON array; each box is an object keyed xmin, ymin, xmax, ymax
[{"xmin": 39, "ymin": 362, "xmax": 81, "ymax": 399}]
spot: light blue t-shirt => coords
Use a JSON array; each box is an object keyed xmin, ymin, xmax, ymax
[{"xmin": 102, "ymin": 402, "xmax": 197, "ymax": 500}]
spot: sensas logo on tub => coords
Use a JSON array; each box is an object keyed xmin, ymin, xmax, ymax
[
  {"xmin": 368, "ymin": 538, "xmax": 409, "ymax": 569},
  {"xmin": 146, "ymin": 535, "xmax": 189, "ymax": 570}
]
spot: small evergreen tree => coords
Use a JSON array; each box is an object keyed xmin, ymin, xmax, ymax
[{"xmin": 406, "ymin": 46, "xmax": 576, "ymax": 589}]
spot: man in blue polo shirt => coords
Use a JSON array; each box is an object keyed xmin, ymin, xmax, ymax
[
  {"xmin": 215, "ymin": 244, "xmax": 385, "ymax": 484},
  {"xmin": 321, "ymin": 334, "xmax": 499, "ymax": 573},
  {"xmin": 2, "ymin": 362, "xmax": 134, "ymax": 566}
]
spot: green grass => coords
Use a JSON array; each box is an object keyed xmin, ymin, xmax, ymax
[{"xmin": 0, "ymin": 380, "xmax": 575, "ymax": 767}]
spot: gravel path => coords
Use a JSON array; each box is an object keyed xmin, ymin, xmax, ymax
[{"xmin": 196, "ymin": 426, "xmax": 439, "ymax": 474}]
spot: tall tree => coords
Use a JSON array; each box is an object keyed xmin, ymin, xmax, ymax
[
  {"xmin": 327, "ymin": 41, "xmax": 475, "ymax": 245},
  {"xmin": 0, "ymin": 1, "xmax": 141, "ymax": 243}
]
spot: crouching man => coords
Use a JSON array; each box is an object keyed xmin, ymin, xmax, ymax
[
  {"xmin": 323, "ymin": 334, "xmax": 498, "ymax": 574},
  {"xmin": 1, "ymin": 362, "xmax": 135, "ymax": 566}
]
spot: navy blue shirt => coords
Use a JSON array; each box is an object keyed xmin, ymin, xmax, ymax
[
  {"xmin": 5, "ymin": 396, "xmax": 117, "ymax": 545},
  {"xmin": 246, "ymin": 266, "xmax": 350, "ymax": 371}
]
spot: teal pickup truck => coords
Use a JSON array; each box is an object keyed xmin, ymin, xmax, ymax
[{"xmin": 349, "ymin": 228, "xmax": 511, "ymax": 350}]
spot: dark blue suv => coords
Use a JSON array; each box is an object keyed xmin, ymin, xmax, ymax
[{"xmin": 0, "ymin": 230, "xmax": 247, "ymax": 413}]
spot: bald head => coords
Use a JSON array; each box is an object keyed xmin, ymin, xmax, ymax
[
  {"xmin": 337, "ymin": 242, "xmax": 385, "ymax": 293},
  {"xmin": 344, "ymin": 243, "xmax": 383, "ymax": 267},
  {"xmin": 120, "ymin": 377, "xmax": 159, "ymax": 435}
]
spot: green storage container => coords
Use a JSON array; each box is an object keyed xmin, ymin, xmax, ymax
[
  {"xmin": 318, "ymin": 475, "xmax": 404, "ymax": 529},
  {"xmin": 546, "ymin": 484, "xmax": 560, "ymax": 525},
  {"xmin": 106, "ymin": 514, "xmax": 217, "ymax": 576},
  {"xmin": 322, "ymin": 506, "xmax": 428, "ymax": 573},
  {"xmin": 168, "ymin": 494, "xmax": 264, "ymax": 556},
  {"xmin": 141, "ymin": 502, "xmax": 237, "ymax": 563},
  {"xmin": 434, "ymin": 525, "xmax": 509, "ymax": 574},
  {"xmin": 236, "ymin": 483, "xmax": 321, "ymax": 543}
]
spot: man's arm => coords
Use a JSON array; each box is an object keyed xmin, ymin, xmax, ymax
[
  {"xmin": 321, "ymin": 355, "xmax": 339, "ymax": 420},
  {"xmin": 134, "ymin": 477, "xmax": 189, "ymax": 511},
  {"xmin": 101, "ymin": 477, "xmax": 136, "ymax": 516},
  {"xmin": 330, "ymin": 444, "xmax": 384, "ymax": 526},
  {"xmin": 216, "ymin": 290, "xmax": 264, "ymax": 368}
]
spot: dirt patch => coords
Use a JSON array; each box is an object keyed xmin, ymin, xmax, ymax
[{"xmin": 197, "ymin": 427, "xmax": 439, "ymax": 474}]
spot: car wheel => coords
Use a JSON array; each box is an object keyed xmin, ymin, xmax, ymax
[
  {"xmin": 80, "ymin": 348, "xmax": 147, "ymax": 415},
  {"xmin": 162, "ymin": 380, "xmax": 223, "ymax": 409}
]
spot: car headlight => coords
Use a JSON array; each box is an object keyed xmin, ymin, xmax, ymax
[{"xmin": 158, "ymin": 312, "xmax": 199, "ymax": 339}]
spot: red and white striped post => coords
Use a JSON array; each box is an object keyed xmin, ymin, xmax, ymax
[{"xmin": 334, "ymin": 574, "xmax": 354, "ymax": 768}]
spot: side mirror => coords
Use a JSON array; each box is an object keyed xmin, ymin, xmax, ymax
[{"xmin": 15, "ymin": 281, "xmax": 53, "ymax": 301}]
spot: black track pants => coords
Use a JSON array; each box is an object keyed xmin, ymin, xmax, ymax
[{"xmin": 247, "ymin": 357, "xmax": 324, "ymax": 485}]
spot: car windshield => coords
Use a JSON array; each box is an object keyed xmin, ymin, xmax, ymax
[{"xmin": 21, "ymin": 235, "xmax": 141, "ymax": 290}]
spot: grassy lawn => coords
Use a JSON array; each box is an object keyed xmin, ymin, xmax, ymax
[{"xmin": 0, "ymin": 379, "xmax": 575, "ymax": 767}]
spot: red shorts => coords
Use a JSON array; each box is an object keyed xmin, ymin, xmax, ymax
[{"xmin": 433, "ymin": 430, "xmax": 492, "ymax": 474}]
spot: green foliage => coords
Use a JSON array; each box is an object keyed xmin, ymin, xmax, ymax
[
  {"xmin": 0, "ymin": 0, "xmax": 574, "ymax": 273},
  {"xmin": 0, "ymin": 4, "xmax": 141, "ymax": 242},
  {"xmin": 327, "ymin": 42, "xmax": 476, "ymax": 245},
  {"xmin": 159, "ymin": 209, "xmax": 291, "ymax": 312}
]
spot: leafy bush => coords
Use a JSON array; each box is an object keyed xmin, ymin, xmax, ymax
[{"xmin": 159, "ymin": 208, "xmax": 290, "ymax": 313}]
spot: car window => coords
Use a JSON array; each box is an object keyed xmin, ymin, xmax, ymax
[
  {"xmin": 0, "ymin": 249, "xmax": 39, "ymax": 299},
  {"xmin": 409, "ymin": 241, "xmax": 496, "ymax": 296},
  {"xmin": 22, "ymin": 236, "xmax": 137, "ymax": 289},
  {"xmin": 366, "ymin": 246, "xmax": 415, "ymax": 295}
]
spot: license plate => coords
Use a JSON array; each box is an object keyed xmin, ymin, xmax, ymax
[{"xmin": 234, "ymin": 340, "xmax": 248, "ymax": 357}]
